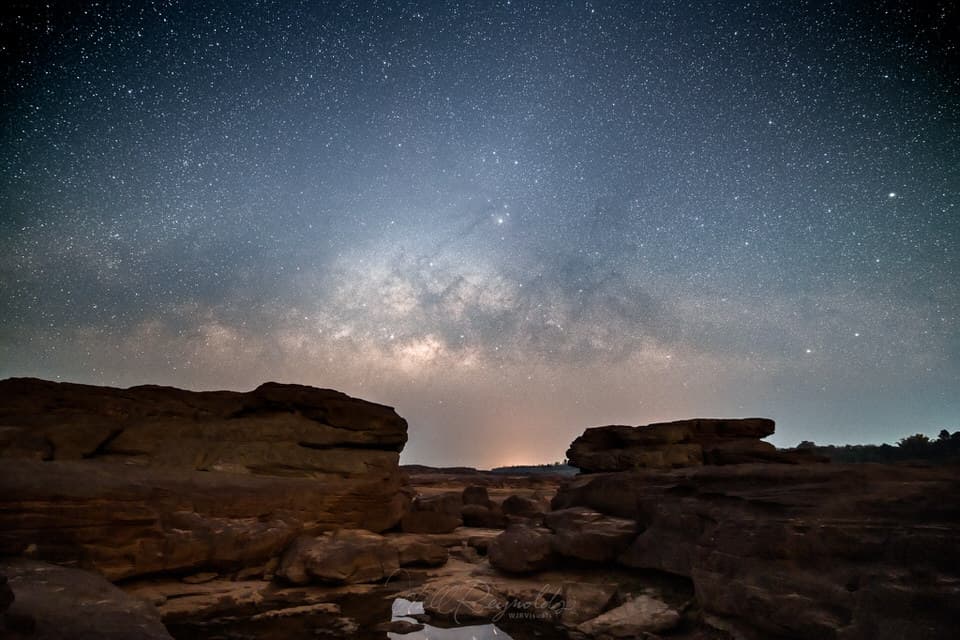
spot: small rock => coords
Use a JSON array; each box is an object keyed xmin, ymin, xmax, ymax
[
  {"xmin": 181, "ymin": 572, "xmax": 218, "ymax": 584},
  {"xmin": 375, "ymin": 619, "xmax": 425, "ymax": 633},
  {"xmin": 576, "ymin": 594, "xmax": 680, "ymax": 637},
  {"xmin": 462, "ymin": 485, "xmax": 493, "ymax": 508},
  {"xmin": 560, "ymin": 582, "xmax": 618, "ymax": 626}
]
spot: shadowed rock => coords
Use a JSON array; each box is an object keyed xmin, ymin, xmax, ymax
[
  {"xmin": 576, "ymin": 594, "xmax": 681, "ymax": 637},
  {"xmin": 545, "ymin": 507, "xmax": 636, "ymax": 563},
  {"xmin": 566, "ymin": 417, "xmax": 781, "ymax": 472},
  {"xmin": 555, "ymin": 462, "xmax": 960, "ymax": 639},
  {"xmin": 488, "ymin": 525, "xmax": 555, "ymax": 573},
  {"xmin": 401, "ymin": 492, "xmax": 463, "ymax": 533},
  {"xmin": 1, "ymin": 558, "xmax": 174, "ymax": 639}
]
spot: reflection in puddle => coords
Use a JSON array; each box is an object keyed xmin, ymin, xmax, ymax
[{"xmin": 389, "ymin": 598, "xmax": 513, "ymax": 639}]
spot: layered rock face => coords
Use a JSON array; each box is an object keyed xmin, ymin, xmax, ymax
[
  {"xmin": 0, "ymin": 377, "xmax": 406, "ymax": 477},
  {"xmin": 0, "ymin": 378, "xmax": 410, "ymax": 580},
  {"xmin": 567, "ymin": 417, "xmax": 785, "ymax": 472},
  {"xmin": 553, "ymin": 460, "xmax": 960, "ymax": 639}
]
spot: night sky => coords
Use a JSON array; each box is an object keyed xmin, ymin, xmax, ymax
[{"xmin": 2, "ymin": 1, "xmax": 958, "ymax": 467}]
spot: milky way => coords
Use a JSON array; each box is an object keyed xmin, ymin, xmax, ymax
[{"xmin": 1, "ymin": 1, "xmax": 958, "ymax": 466}]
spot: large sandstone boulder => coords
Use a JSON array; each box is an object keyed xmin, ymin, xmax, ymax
[
  {"xmin": 0, "ymin": 378, "xmax": 410, "ymax": 580},
  {"xmin": 488, "ymin": 526, "xmax": 555, "ymax": 574},
  {"xmin": 277, "ymin": 530, "xmax": 400, "ymax": 585},
  {"xmin": 566, "ymin": 417, "xmax": 780, "ymax": 472},
  {"xmin": 276, "ymin": 530, "xmax": 448, "ymax": 586},
  {"xmin": 401, "ymin": 492, "xmax": 463, "ymax": 533},
  {"xmin": 501, "ymin": 494, "xmax": 548, "ymax": 525},
  {"xmin": 545, "ymin": 507, "xmax": 636, "ymax": 563},
  {"xmin": 555, "ymin": 462, "xmax": 960, "ymax": 639},
  {"xmin": 1, "ymin": 558, "xmax": 174, "ymax": 639}
]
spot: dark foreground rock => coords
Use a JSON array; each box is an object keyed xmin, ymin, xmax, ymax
[
  {"xmin": 555, "ymin": 462, "xmax": 960, "ymax": 639},
  {"xmin": 401, "ymin": 492, "xmax": 464, "ymax": 533},
  {"xmin": 276, "ymin": 530, "xmax": 447, "ymax": 585},
  {"xmin": 488, "ymin": 525, "xmax": 555, "ymax": 573},
  {"xmin": 0, "ymin": 377, "xmax": 410, "ymax": 580},
  {"xmin": 1, "ymin": 558, "xmax": 173, "ymax": 639}
]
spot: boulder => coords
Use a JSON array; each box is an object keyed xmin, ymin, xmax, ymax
[
  {"xmin": 501, "ymin": 494, "xmax": 548, "ymax": 524},
  {"xmin": 545, "ymin": 507, "xmax": 636, "ymax": 563},
  {"xmin": 277, "ymin": 530, "xmax": 400, "ymax": 585},
  {"xmin": 401, "ymin": 492, "xmax": 463, "ymax": 533},
  {"xmin": 461, "ymin": 504, "xmax": 507, "ymax": 528},
  {"xmin": 0, "ymin": 378, "xmax": 411, "ymax": 581},
  {"xmin": 276, "ymin": 530, "xmax": 448, "ymax": 585},
  {"xmin": 566, "ymin": 417, "xmax": 782, "ymax": 472},
  {"xmin": 550, "ymin": 470, "xmax": 650, "ymax": 518},
  {"xmin": 462, "ymin": 485, "xmax": 493, "ymax": 507},
  {"xmin": 576, "ymin": 594, "xmax": 681, "ymax": 637},
  {"xmin": 394, "ymin": 537, "xmax": 449, "ymax": 567},
  {"xmin": 412, "ymin": 577, "xmax": 508, "ymax": 622},
  {"xmin": 560, "ymin": 582, "xmax": 618, "ymax": 625},
  {"xmin": 488, "ymin": 526, "xmax": 555, "ymax": 574},
  {"xmin": 1, "ymin": 558, "xmax": 174, "ymax": 639}
]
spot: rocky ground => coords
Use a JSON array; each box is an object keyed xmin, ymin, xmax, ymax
[{"xmin": 2, "ymin": 379, "xmax": 958, "ymax": 639}]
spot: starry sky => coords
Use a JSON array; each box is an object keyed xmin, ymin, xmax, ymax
[{"xmin": 1, "ymin": 1, "xmax": 958, "ymax": 467}]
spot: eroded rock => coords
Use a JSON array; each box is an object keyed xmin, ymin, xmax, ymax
[
  {"xmin": 0, "ymin": 378, "xmax": 411, "ymax": 581},
  {"xmin": 556, "ymin": 462, "xmax": 960, "ymax": 639},
  {"xmin": 545, "ymin": 507, "xmax": 636, "ymax": 563},
  {"xmin": 576, "ymin": 594, "xmax": 681, "ymax": 637},
  {"xmin": 488, "ymin": 526, "xmax": 555, "ymax": 574},
  {"xmin": 566, "ymin": 418, "xmax": 781, "ymax": 472},
  {"xmin": 1, "ymin": 558, "xmax": 174, "ymax": 639}
]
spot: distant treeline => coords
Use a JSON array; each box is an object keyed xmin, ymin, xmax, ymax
[
  {"xmin": 489, "ymin": 461, "xmax": 579, "ymax": 476},
  {"xmin": 788, "ymin": 430, "xmax": 960, "ymax": 464}
]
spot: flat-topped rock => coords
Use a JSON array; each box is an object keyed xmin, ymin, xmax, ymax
[
  {"xmin": 0, "ymin": 377, "xmax": 411, "ymax": 581},
  {"xmin": 567, "ymin": 417, "xmax": 782, "ymax": 472},
  {"xmin": 0, "ymin": 378, "xmax": 406, "ymax": 478}
]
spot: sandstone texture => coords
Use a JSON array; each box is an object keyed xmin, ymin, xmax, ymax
[
  {"xmin": 0, "ymin": 377, "xmax": 406, "ymax": 476},
  {"xmin": 401, "ymin": 491, "xmax": 464, "ymax": 533},
  {"xmin": 576, "ymin": 594, "xmax": 682, "ymax": 637},
  {"xmin": 487, "ymin": 525, "xmax": 555, "ymax": 573},
  {"xmin": 1, "ymin": 558, "xmax": 174, "ymax": 639},
  {"xmin": 554, "ymin": 461, "xmax": 960, "ymax": 639},
  {"xmin": 276, "ymin": 529, "xmax": 447, "ymax": 585},
  {"xmin": 567, "ymin": 417, "xmax": 782, "ymax": 472},
  {"xmin": 0, "ymin": 377, "xmax": 410, "ymax": 580}
]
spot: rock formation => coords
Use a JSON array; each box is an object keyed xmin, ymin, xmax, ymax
[
  {"xmin": 566, "ymin": 417, "xmax": 784, "ymax": 472},
  {"xmin": 1, "ymin": 558, "xmax": 175, "ymax": 639},
  {"xmin": 0, "ymin": 377, "xmax": 410, "ymax": 580},
  {"xmin": 555, "ymin": 419, "xmax": 960, "ymax": 640},
  {"xmin": 276, "ymin": 529, "xmax": 447, "ymax": 585}
]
